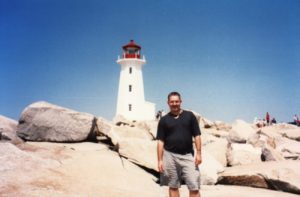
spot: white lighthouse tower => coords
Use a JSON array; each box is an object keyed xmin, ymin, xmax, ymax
[{"xmin": 116, "ymin": 40, "xmax": 155, "ymax": 121}]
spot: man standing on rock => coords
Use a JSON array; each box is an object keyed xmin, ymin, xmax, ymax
[{"xmin": 156, "ymin": 91, "xmax": 202, "ymax": 197}]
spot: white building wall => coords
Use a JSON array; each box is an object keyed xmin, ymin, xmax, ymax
[{"xmin": 116, "ymin": 58, "xmax": 155, "ymax": 121}]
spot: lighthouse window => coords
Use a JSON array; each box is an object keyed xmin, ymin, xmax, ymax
[
  {"xmin": 129, "ymin": 85, "xmax": 132, "ymax": 92},
  {"xmin": 129, "ymin": 67, "xmax": 132, "ymax": 74},
  {"xmin": 128, "ymin": 49, "xmax": 136, "ymax": 54},
  {"xmin": 129, "ymin": 104, "xmax": 132, "ymax": 111}
]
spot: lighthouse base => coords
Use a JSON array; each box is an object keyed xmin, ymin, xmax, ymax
[{"xmin": 116, "ymin": 101, "xmax": 155, "ymax": 121}]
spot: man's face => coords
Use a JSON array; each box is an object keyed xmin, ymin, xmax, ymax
[{"xmin": 168, "ymin": 95, "xmax": 182, "ymax": 113}]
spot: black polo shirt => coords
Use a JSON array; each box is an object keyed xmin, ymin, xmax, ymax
[{"xmin": 156, "ymin": 110, "xmax": 201, "ymax": 154}]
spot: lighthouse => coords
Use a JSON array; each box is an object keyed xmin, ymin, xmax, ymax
[{"xmin": 116, "ymin": 40, "xmax": 155, "ymax": 121}]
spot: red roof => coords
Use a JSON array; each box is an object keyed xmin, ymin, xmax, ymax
[{"xmin": 122, "ymin": 40, "xmax": 141, "ymax": 50}]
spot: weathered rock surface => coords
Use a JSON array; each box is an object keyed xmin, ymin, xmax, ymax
[
  {"xmin": 17, "ymin": 101, "xmax": 96, "ymax": 142},
  {"xmin": 0, "ymin": 142, "xmax": 61, "ymax": 196},
  {"xmin": 113, "ymin": 125, "xmax": 153, "ymax": 140},
  {"xmin": 212, "ymin": 120, "xmax": 232, "ymax": 131},
  {"xmin": 0, "ymin": 142, "xmax": 162, "ymax": 196},
  {"xmin": 96, "ymin": 117, "xmax": 121, "ymax": 146},
  {"xmin": 261, "ymin": 123, "xmax": 300, "ymax": 141},
  {"xmin": 3, "ymin": 101, "xmax": 299, "ymax": 196},
  {"xmin": 177, "ymin": 185, "xmax": 300, "ymax": 197},
  {"xmin": 229, "ymin": 119, "xmax": 256, "ymax": 143},
  {"xmin": 0, "ymin": 115, "xmax": 19, "ymax": 141},
  {"xmin": 202, "ymin": 128, "xmax": 229, "ymax": 138},
  {"xmin": 275, "ymin": 137, "xmax": 300, "ymax": 160},
  {"xmin": 202, "ymin": 133, "xmax": 228, "ymax": 166},
  {"xmin": 262, "ymin": 144, "xmax": 285, "ymax": 161},
  {"xmin": 218, "ymin": 161, "xmax": 300, "ymax": 194},
  {"xmin": 200, "ymin": 151, "xmax": 224, "ymax": 185},
  {"xmin": 118, "ymin": 138, "xmax": 157, "ymax": 171},
  {"xmin": 227, "ymin": 143, "xmax": 262, "ymax": 166},
  {"xmin": 135, "ymin": 120, "xmax": 158, "ymax": 139}
]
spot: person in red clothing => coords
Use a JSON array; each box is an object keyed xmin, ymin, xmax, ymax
[{"xmin": 266, "ymin": 112, "xmax": 270, "ymax": 126}]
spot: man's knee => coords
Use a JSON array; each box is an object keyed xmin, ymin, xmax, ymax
[
  {"xmin": 169, "ymin": 187, "xmax": 179, "ymax": 191},
  {"xmin": 169, "ymin": 187, "xmax": 180, "ymax": 197},
  {"xmin": 189, "ymin": 190, "xmax": 200, "ymax": 197}
]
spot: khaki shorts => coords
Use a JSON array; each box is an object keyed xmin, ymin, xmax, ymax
[{"xmin": 160, "ymin": 150, "xmax": 200, "ymax": 190}]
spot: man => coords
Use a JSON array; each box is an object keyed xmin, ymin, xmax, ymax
[{"xmin": 156, "ymin": 91, "xmax": 202, "ymax": 197}]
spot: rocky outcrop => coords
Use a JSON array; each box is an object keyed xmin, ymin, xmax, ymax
[
  {"xmin": 228, "ymin": 119, "xmax": 256, "ymax": 143},
  {"xmin": 0, "ymin": 142, "xmax": 162, "ymax": 196},
  {"xmin": 199, "ymin": 185, "xmax": 299, "ymax": 197},
  {"xmin": 262, "ymin": 144, "xmax": 285, "ymax": 161},
  {"xmin": 3, "ymin": 101, "xmax": 300, "ymax": 196},
  {"xmin": 203, "ymin": 133, "xmax": 228, "ymax": 166},
  {"xmin": 202, "ymin": 128, "xmax": 229, "ymax": 138},
  {"xmin": 0, "ymin": 115, "xmax": 19, "ymax": 141},
  {"xmin": 118, "ymin": 138, "xmax": 157, "ymax": 171},
  {"xmin": 227, "ymin": 143, "xmax": 262, "ymax": 166},
  {"xmin": 113, "ymin": 125, "xmax": 153, "ymax": 140},
  {"xmin": 135, "ymin": 120, "xmax": 158, "ymax": 139},
  {"xmin": 218, "ymin": 161, "xmax": 300, "ymax": 194},
  {"xmin": 200, "ymin": 150, "xmax": 224, "ymax": 185},
  {"xmin": 17, "ymin": 101, "xmax": 96, "ymax": 142},
  {"xmin": 275, "ymin": 137, "xmax": 300, "ymax": 160}
]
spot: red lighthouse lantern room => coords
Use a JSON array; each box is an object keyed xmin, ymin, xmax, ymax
[{"xmin": 122, "ymin": 40, "xmax": 141, "ymax": 59}]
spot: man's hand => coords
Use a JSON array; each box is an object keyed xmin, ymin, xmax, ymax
[
  {"xmin": 157, "ymin": 140, "xmax": 164, "ymax": 173},
  {"xmin": 195, "ymin": 152, "xmax": 202, "ymax": 166},
  {"xmin": 194, "ymin": 135, "xmax": 202, "ymax": 166},
  {"xmin": 158, "ymin": 160, "xmax": 164, "ymax": 173}
]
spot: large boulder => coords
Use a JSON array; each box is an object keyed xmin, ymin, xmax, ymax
[
  {"xmin": 200, "ymin": 185, "xmax": 300, "ymax": 197},
  {"xmin": 212, "ymin": 120, "xmax": 232, "ymax": 131},
  {"xmin": 202, "ymin": 128, "xmax": 229, "ymax": 138},
  {"xmin": 135, "ymin": 120, "xmax": 158, "ymax": 139},
  {"xmin": 96, "ymin": 117, "xmax": 121, "ymax": 146},
  {"xmin": 17, "ymin": 101, "xmax": 96, "ymax": 142},
  {"xmin": 247, "ymin": 131, "xmax": 285, "ymax": 161},
  {"xmin": 189, "ymin": 110, "xmax": 213, "ymax": 128},
  {"xmin": 0, "ymin": 142, "xmax": 60, "ymax": 172},
  {"xmin": 228, "ymin": 119, "xmax": 257, "ymax": 143},
  {"xmin": 0, "ymin": 115, "xmax": 19, "ymax": 141},
  {"xmin": 96, "ymin": 118, "xmax": 155, "ymax": 147},
  {"xmin": 118, "ymin": 138, "xmax": 157, "ymax": 171},
  {"xmin": 1, "ymin": 142, "xmax": 163, "ymax": 196},
  {"xmin": 275, "ymin": 137, "xmax": 300, "ymax": 160},
  {"xmin": 261, "ymin": 124, "xmax": 300, "ymax": 141},
  {"xmin": 203, "ymin": 133, "xmax": 228, "ymax": 166},
  {"xmin": 227, "ymin": 143, "xmax": 262, "ymax": 166},
  {"xmin": 218, "ymin": 161, "xmax": 300, "ymax": 194},
  {"xmin": 262, "ymin": 144, "xmax": 285, "ymax": 161},
  {"xmin": 200, "ymin": 150, "xmax": 224, "ymax": 185},
  {"xmin": 0, "ymin": 142, "xmax": 61, "ymax": 193},
  {"xmin": 113, "ymin": 125, "xmax": 153, "ymax": 140}
]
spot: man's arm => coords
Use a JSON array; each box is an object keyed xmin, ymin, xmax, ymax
[
  {"xmin": 194, "ymin": 135, "xmax": 202, "ymax": 166},
  {"xmin": 157, "ymin": 140, "xmax": 164, "ymax": 172}
]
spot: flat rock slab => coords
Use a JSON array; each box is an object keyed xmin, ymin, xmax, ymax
[
  {"xmin": 173, "ymin": 185, "xmax": 300, "ymax": 197},
  {"xmin": 218, "ymin": 160, "xmax": 300, "ymax": 194}
]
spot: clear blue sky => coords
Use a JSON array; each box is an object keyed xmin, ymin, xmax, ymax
[{"xmin": 1, "ymin": 0, "xmax": 299, "ymax": 123}]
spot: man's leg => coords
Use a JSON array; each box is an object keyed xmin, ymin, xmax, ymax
[
  {"xmin": 189, "ymin": 190, "xmax": 200, "ymax": 197},
  {"xmin": 169, "ymin": 187, "xmax": 180, "ymax": 197}
]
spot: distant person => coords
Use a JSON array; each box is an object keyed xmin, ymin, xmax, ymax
[
  {"xmin": 294, "ymin": 114, "xmax": 299, "ymax": 126},
  {"xmin": 156, "ymin": 110, "xmax": 162, "ymax": 120},
  {"xmin": 266, "ymin": 112, "xmax": 270, "ymax": 125},
  {"xmin": 271, "ymin": 118, "xmax": 277, "ymax": 124},
  {"xmin": 156, "ymin": 110, "xmax": 165, "ymax": 120},
  {"xmin": 157, "ymin": 91, "xmax": 202, "ymax": 197}
]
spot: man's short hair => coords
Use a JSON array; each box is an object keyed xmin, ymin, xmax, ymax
[{"xmin": 168, "ymin": 91, "xmax": 181, "ymax": 100}]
